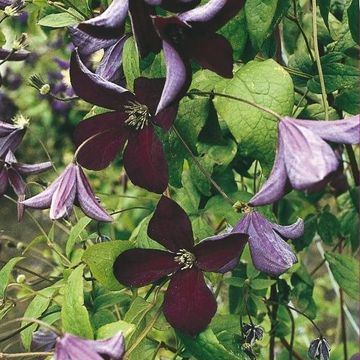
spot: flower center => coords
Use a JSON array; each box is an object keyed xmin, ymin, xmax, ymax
[
  {"xmin": 165, "ymin": 24, "xmax": 186, "ymax": 46},
  {"xmin": 174, "ymin": 249, "xmax": 195, "ymax": 270},
  {"xmin": 124, "ymin": 101, "xmax": 150, "ymax": 130}
]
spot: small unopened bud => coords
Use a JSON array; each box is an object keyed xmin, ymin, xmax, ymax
[
  {"xmin": 12, "ymin": 33, "xmax": 28, "ymax": 51},
  {"xmin": 29, "ymin": 74, "xmax": 50, "ymax": 95},
  {"xmin": 12, "ymin": 113, "xmax": 30, "ymax": 129},
  {"xmin": 308, "ymin": 338, "xmax": 331, "ymax": 360},
  {"xmin": 16, "ymin": 241, "xmax": 25, "ymax": 251},
  {"xmin": 16, "ymin": 274, "xmax": 26, "ymax": 283}
]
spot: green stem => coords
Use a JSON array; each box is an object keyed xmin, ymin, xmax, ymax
[
  {"xmin": 0, "ymin": 352, "xmax": 54, "ymax": 358},
  {"xmin": 311, "ymin": 0, "xmax": 329, "ymax": 120}
]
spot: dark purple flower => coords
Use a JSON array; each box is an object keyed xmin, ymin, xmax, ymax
[
  {"xmin": 31, "ymin": 328, "xmax": 57, "ymax": 352},
  {"xmin": 21, "ymin": 162, "xmax": 112, "ymax": 222},
  {"xmin": 0, "ymin": 48, "xmax": 29, "ymax": 61},
  {"xmin": 0, "ymin": 150, "xmax": 52, "ymax": 220},
  {"xmin": 308, "ymin": 338, "xmax": 331, "ymax": 360},
  {"xmin": 232, "ymin": 211, "xmax": 304, "ymax": 276},
  {"xmin": 250, "ymin": 116, "xmax": 360, "ymax": 206},
  {"xmin": 152, "ymin": 0, "xmax": 245, "ymax": 113},
  {"xmin": 113, "ymin": 196, "xmax": 248, "ymax": 335},
  {"xmin": 242, "ymin": 323, "xmax": 264, "ymax": 345},
  {"xmin": 0, "ymin": 116, "xmax": 28, "ymax": 157},
  {"xmin": 70, "ymin": 50, "xmax": 177, "ymax": 193},
  {"xmin": 55, "ymin": 331, "xmax": 125, "ymax": 360}
]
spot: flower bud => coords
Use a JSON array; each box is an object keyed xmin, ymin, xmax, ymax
[
  {"xmin": 16, "ymin": 274, "xmax": 26, "ymax": 283},
  {"xmin": 308, "ymin": 338, "xmax": 331, "ymax": 360}
]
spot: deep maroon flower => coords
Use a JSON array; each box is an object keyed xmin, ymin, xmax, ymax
[
  {"xmin": 69, "ymin": 0, "xmax": 200, "ymax": 59},
  {"xmin": 0, "ymin": 150, "xmax": 52, "ymax": 220},
  {"xmin": 232, "ymin": 211, "xmax": 304, "ymax": 276},
  {"xmin": 308, "ymin": 337, "xmax": 331, "ymax": 360},
  {"xmin": 22, "ymin": 162, "xmax": 112, "ymax": 222},
  {"xmin": 250, "ymin": 116, "xmax": 360, "ymax": 206},
  {"xmin": 55, "ymin": 331, "xmax": 125, "ymax": 360},
  {"xmin": 152, "ymin": 0, "xmax": 245, "ymax": 113},
  {"xmin": 70, "ymin": 50, "xmax": 177, "ymax": 193},
  {"xmin": 0, "ymin": 116, "xmax": 28, "ymax": 157},
  {"xmin": 113, "ymin": 196, "xmax": 248, "ymax": 335}
]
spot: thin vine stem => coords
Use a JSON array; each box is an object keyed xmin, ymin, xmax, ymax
[{"xmin": 0, "ymin": 351, "xmax": 54, "ymax": 358}]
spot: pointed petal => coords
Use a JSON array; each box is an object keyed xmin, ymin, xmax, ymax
[
  {"xmin": 70, "ymin": 50, "xmax": 131, "ymax": 110},
  {"xmin": 287, "ymin": 115, "xmax": 360, "ymax": 145},
  {"xmin": 271, "ymin": 218, "xmax": 304, "ymax": 239},
  {"xmin": 281, "ymin": 120, "xmax": 339, "ymax": 191},
  {"xmin": 123, "ymin": 126, "xmax": 168, "ymax": 193},
  {"xmin": 54, "ymin": 340, "xmax": 70, "ymax": 360},
  {"xmin": 75, "ymin": 165, "xmax": 113, "ymax": 222},
  {"xmin": 8, "ymin": 169, "xmax": 26, "ymax": 196},
  {"xmin": 0, "ymin": 121, "xmax": 19, "ymax": 136},
  {"xmin": 114, "ymin": 249, "xmax": 179, "ymax": 287},
  {"xmin": 247, "ymin": 212, "xmax": 297, "ymax": 276},
  {"xmin": 73, "ymin": 111, "xmax": 129, "ymax": 171},
  {"xmin": 232, "ymin": 212, "xmax": 251, "ymax": 233},
  {"xmin": 4, "ymin": 149, "xmax": 17, "ymax": 163},
  {"xmin": 249, "ymin": 134, "xmax": 288, "ymax": 206},
  {"xmin": 186, "ymin": 32, "xmax": 233, "ymax": 78},
  {"xmin": 148, "ymin": 195, "xmax": 194, "ymax": 252},
  {"xmin": 128, "ymin": 2, "xmax": 161, "ymax": 57},
  {"xmin": 96, "ymin": 35, "xmax": 128, "ymax": 82},
  {"xmin": 14, "ymin": 161, "xmax": 52, "ymax": 175},
  {"xmin": 49, "ymin": 164, "xmax": 77, "ymax": 220},
  {"xmin": 0, "ymin": 49, "xmax": 30, "ymax": 61},
  {"xmin": 134, "ymin": 77, "xmax": 165, "ymax": 115},
  {"xmin": 0, "ymin": 128, "xmax": 25, "ymax": 157},
  {"xmin": 0, "ymin": 168, "xmax": 9, "ymax": 196},
  {"xmin": 163, "ymin": 268, "xmax": 217, "ymax": 336},
  {"xmin": 58, "ymin": 335, "xmax": 103, "ymax": 360},
  {"xmin": 194, "ymin": 233, "xmax": 248, "ymax": 273},
  {"xmin": 153, "ymin": 106, "xmax": 178, "ymax": 131}
]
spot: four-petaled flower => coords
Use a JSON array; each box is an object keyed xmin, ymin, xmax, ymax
[
  {"xmin": 22, "ymin": 162, "xmax": 112, "ymax": 222},
  {"xmin": 55, "ymin": 331, "xmax": 125, "ymax": 360},
  {"xmin": 70, "ymin": 50, "xmax": 177, "ymax": 193},
  {"xmin": 0, "ymin": 150, "xmax": 52, "ymax": 220},
  {"xmin": 250, "ymin": 116, "xmax": 360, "ymax": 206},
  {"xmin": 113, "ymin": 195, "xmax": 248, "ymax": 335},
  {"xmin": 232, "ymin": 210, "xmax": 304, "ymax": 276},
  {"xmin": 152, "ymin": 0, "xmax": 245, "ymax": 113}
]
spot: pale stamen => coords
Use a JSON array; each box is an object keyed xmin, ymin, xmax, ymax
[
  {"xmin": 174, "ymin": 249, "xmax": 196, "ymax": 270},
  {"xmin": 124, "ymin": 101, "xmax": 150, "ymax": 130}
]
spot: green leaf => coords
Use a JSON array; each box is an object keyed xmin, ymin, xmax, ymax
[
  {"xmin": 123, "ymin": 37, "xmax": 140, "ymax": 91},
  {"xmin": 214, "ymin": 59, "xmax": 294, "ymax": 174},
  {"xmin": 0, "ymin": 30, "xmax": 5, "ymax": 47},
  {"xmin": 335, "ymin": 86, "xmax": 359, "ymax": 115},
  {"xmin": 21, "ymin": 287, "xmax": 56, "ymax": 350},
  {"xmin": 96, "ymin": 320, "xmax": 135, "ymax": 339},
  {"xmin": 82, "ymin": 241, "xmax": 133, "ymax": 290},
  {"xmin": 251, "ymin": 279, "xmax": 276, "ymax": 290},
  {"xmin": 61, "ymin": 265, "xmax": 94, "ymax": 338},
  {"xmin": 319, "ymin": 0, "xmax": 331, "ymax": 29},
  {"xmin": 317, "ymin": 211, "xmax": 340, "ymax": 245},
  {"xmin": 325, "ymin": 252, "xmax": 359, "ymax": 300},
  {"xmin": 179, "ymin": 328, "xmax": 249, "ymax": 360},
  {"xmin": 245, "ymin": 0, "xmax": 290, "ymax": 49},
  {"xmin": 0, "ymin": 257, "xmax": 24, "ymax": 299},
  {"xmin": 66, "ymin": 217, "xmax": 91, "ymax": 257},
  {"xmin": 347, "ymin": 0, "xmax": 359, "ymax": 44},
  {"xmin": 224, "ymin": 277, "xmax": 246, "ymax": 288},
  {"xmin": 38, "ymin": 13, "xmax": 79, "ymax": 27}
]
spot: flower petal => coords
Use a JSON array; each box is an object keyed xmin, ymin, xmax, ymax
[
  {"xmin": 0, "ymin": 49, "xmax": 30, "ymax": 61},
  {"xmin": 0, "ymin": 167, "xmax": 9, "ymax": 196},
  {"xmin": 148, "ymin": 195, "xmax": 194, "ymax": 252},
  {"xmin": 153, "ymin": 106, "xmax": 178, "ymax": 131},
  {"xmin": 114, "ymin": 249, "xmax": 179, "ymax": 287},
  {"xmin": 271, "ymin": 218, "xmax": 304, "ymax": 239},
  {"xmin": 160, "ymin": 0, "xmax": 201, "ymax": 12},
  {"xmin": 194, "ymin": 233, "xmax": 248, "ymax": 273},
  {"xmin": 247, "ymin": 212, "xmax": 297, "ymax": 276},
  {"xmin": 70, "ymin": 50, "xmax": 131, "ymax": 110},
  {"xmin": 163, "ymin": 268, "xmax": 217, "ymax": 336},
  {"xmin": 49, "ymin": 164, "xmax": 77, "ymax": 220},
  {"xmin": 73, "ymin": 111, "xmax": 129, "ymax": 171},
  {"xmin": 287, "ymin": 116, "xmax": 360, "ymax": 145},
  {"xmin": 128, "ymin": 1, "xmax": 161, "ymax": 57},
  {"xmin": 75, "ymin": 165, "xmax": 112, "ymax": 222},
  {"xmin": 58, "ymin": 335, "xmax": 104, "ymax": 360},
  {"xmin": 54, "ymin": 340, "xmax": 70, "ymax": 360},
  {"xmin": 281, "ymin": 120, "xmax": 339, "ymax": 191},
  {"xmin": 123, "ymin": 126, "xmax": 168, "ymax": 194},
  {"xmin": 134, "ymin": 77, "xmax": 165, "ymax": 115},
  {"xmin": 0, "ymin": 121, "xmax": 19, "ymax": 136},
  {"xmin": 14, "ymin": 161, "xmax": 52, "ymax": 175},
  {"xmin": 7, "ymin": 169, "xmax": 26, "ymax": 196},
  {"xmin": 0, "ymin": 128, "xmax": 25, "ymax": 157},
  {"xmin": 249, "ymin": 134, "xmax": 288, "ymax": 206}
]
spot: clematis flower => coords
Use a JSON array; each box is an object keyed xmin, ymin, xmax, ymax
[
  {"xmin": 55, "ymin": 331, "xmax": 125, "ymax": 360},
  {"xmin": 70, "ymin": 50, "xmax": 177, "ymax": 193},
  {"xmin": 152, "ymin": 0, "xmax": 245, "ymax": 113},
  {"xmin": 0, "ymin": 150, "xmax": 52, "ymax": 220},
  {"xmin": 250, "ymin": 116, "xmax": 360, "ymax": 206},
  {"xmin": 31, "ymin": 328, "xmax": 57, "ymax": 352},
  {"xmin": 232, "ymin": 210, "xmax": 304, "ymax": 276},
  {"xmin": 0, "ymin": 115, "xmax": 28, "ymax": 157},
  {"xmin": 69, "ymin": 0, "xmax": 200, "ymax": 58},
  {"xmin": 21, "ymin": 162, "xmax": 112, "ymax": 222},
  {"xmin": 242, "ymin": 323, "xmax": 264, "ymax": 345},
  {"xmin": 308, "ymin": 337, "xmax": 331, "ymax": 360},
  {"xmin": 0, "ymin": 48, "xmax": 29, "ymax": 61},
  {"xmin": 113, "ymin": 196, "xmax": 248, "ymax": 335}
]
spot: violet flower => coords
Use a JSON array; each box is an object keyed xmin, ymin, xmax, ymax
[
  {"xmin": 0, "ymin": 150, "xmax": 52, "ymax": 220},
  {"xmin": 0, "ymin": 116, "xmax": 28, "ymax": 157},
  {"xmin": 152, "ymin": 0, "xmax": 245, "ymax": 113},
  {"xmin": 21, "ymin": 162, "xmax": 112, "ymax": 222},
  {"xmin": 55, "ymin": 331, "xmax": 125, "ymax": 360},
  {"xmin": 232, "ymin": 211, "xmax": 304, "ymax": 276},
  {"xmin": 250, "ymin": 116, "xmax": 360, "ymax": 206},
  {"xmin": 69, "ymin": 0, "xmax": 200, "ymax": 59},
  {"xmin": 70, "ymin": 50, "xmax": 177, "ymax": 193},
  {"xmin": 308, "ymin": 337, "xmax": 331, "ymax": 360},
  {"xmin": 0, "ymin": 48, "xmax": 29, "ymax": 61},
  {"xmin": 113, "ymin": 196, "xmax": 248, "ymax": 335},
  {"xmin": 31, "ymin": 328, "xmax": 57, "ymax": 352}
]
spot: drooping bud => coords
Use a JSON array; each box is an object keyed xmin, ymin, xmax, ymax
[
  {"xmin": 308, "ymin": 338, "xmax": 331, "ymax": 360},
  {"xmin": 242, "ymin": 323, "xmax": 264, "ymax": 345}
]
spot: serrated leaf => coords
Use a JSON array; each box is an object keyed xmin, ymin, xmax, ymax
[
  {"xmin": 325, "ymin": 252, "xmax": 359, "ymax": 300},
  {"xmin": 214, "ymin": 59, "xmax": 294, "ymax": 174},
  {"xmin": 38, "ymin": 13, "xmax": 79, "ymax": 27},
  {"xmin": 61, "ymin": 264, "xmax": 93, "ymax": 338},
  {"xmin": 66, "ymin": 217, "xmax": 91, "ymax": 257},
  {"xmin": 96, "ymin": 320, "xmax": 135, "ymax": 339},
  {"xmin": 123, "ymin": 37, "xmax": 140, "ymax": 91},
  {"xmin": 0, "ymin": 257, "xmax": 24, "ymax": 299},
  {"xmin": 82, "ymin": 241, "xmax": 133, "ymax": 290},
  {"xmin": 317, "ymin": 211, "xmax": 340, "ymax": 245}
]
